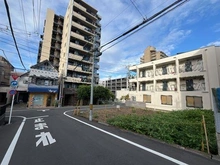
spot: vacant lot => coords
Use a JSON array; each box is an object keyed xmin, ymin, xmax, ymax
[{"xmin": 78, "ymin": 107, "xmax": 217, "ymax": 155}]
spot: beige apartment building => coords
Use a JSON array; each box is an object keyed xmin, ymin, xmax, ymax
[
  {"xmin": 104, "ymin": 77, "xmax": 128, "ymax": 96},
  {"xmin": 140, "ymin": 46, "xmax": 168, "ymax": 63},
  {"xmin": 117, "ymin": 46, "xmax": 220, "ymax": 110},
  {"xmin": 38, "ymin": 0, "xmax": 101, "ymax": 105},
  {"xmin": 37, "ymin": 9, "xmax": 64, "ymax": 71}
]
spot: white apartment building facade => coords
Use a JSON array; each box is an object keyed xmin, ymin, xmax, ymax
[{"xmin": 116, "ymin": 46, "xmax": 220, "ymax": 110}]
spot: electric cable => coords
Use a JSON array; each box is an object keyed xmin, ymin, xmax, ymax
[
  {"xmin": 3, "ymin": 0, "xmax": 27, "ymax": 70},
  {"xmin": 129, "ymin": 0, "xmax": 146, "ymax": 20},
  {"xmin": 100, "ymin": 0, "xmax": 188, "ymax": 50},
  {"xmin": 100, "ymin": 0, "xmax": 189, "ymax": 54}
]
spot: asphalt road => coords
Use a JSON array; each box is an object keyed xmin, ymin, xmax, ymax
[{"xmin": 0, "ymin": 106, "xmax": 220, "ymax": 165}]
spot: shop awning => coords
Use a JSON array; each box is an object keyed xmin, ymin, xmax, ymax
[{"xmin": 28, "ymin": 84, "xmax": 58, "ymax": 93}]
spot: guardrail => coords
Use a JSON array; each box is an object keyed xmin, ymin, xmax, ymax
[{"xmin": 0, "ymin": 104, "xmax": 8, "ymax": 126}]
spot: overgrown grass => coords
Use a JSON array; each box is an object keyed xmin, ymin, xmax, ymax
[{"xmin": 107, "ymin": 109, "xmax": 218, "ymax": 155}]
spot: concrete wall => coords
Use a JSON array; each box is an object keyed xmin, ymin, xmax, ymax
[{"xmin": 125, "ymin": 101, "xmax": 146, "ymax": 109}]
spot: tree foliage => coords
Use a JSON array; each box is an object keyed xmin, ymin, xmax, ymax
[
  {"xmin": 77, "ymin": 85, "xmax": 114, "ymax": 103},
  {"xmin": 77, "ymin": 85, "xmax": 90, "ymax": 100}
]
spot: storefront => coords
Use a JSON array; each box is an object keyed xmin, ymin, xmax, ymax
[{"xmin": 28, "ymin": 84, "xmax": 58, "ymax": 108}]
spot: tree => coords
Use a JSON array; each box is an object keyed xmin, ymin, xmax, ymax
[
  {"xmin": 77, "ymin": 85, "xmax": 114, "ymax": 105},
  {"xmin": 77, "ymin": 85, "xmax": 90, "ymax": 101}
]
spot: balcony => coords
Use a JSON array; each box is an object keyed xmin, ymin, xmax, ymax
[
  {"xmin": 69, "ymin": 43, "xmax": 90, "ymax": 53},
  {"xmin": 94, "ymin": 56, "xmax": 100, "ymax": 61},
  {"xmin": 73, "ymin": 12, "xmax": 86, "ymax": 22},
  {"xmin": 72, "ymin": 22, "xmax": 94, "ymax": 36},
  {"xmin": 180, "ymin": 77, "xmax": 205, "ymax": 91},
  {"xmin": 95, "ymin": 28, "xmax": 101, "ymax": 34},
  {"xmin": 66, "ymin": 76, "xmax": 81, "ymax": 83},
  {"xmin": 96, "ymin": 21, "xmax": 101, "ymax": 27},
  {"xmin": 139, "ymin": 69, "xmax": 154, "ymax": 81},
  {"xmin": 74, "ymin": 2, "xmax": 87, "ymax": 13},
  {"xmin": 74, "ymin": 2, "xmax": 97, "ymax": 20},
  {"xmin": 139, "ymin": 84, "xmax": 154, "ymax": 92},
  {"xmin": 67, "ymin": 65, "xmax": 82, "ymax": 72},
  {"xmin": 73, "ymin": 13, "xmax": 96, "ymax": 29},
  {"xmin": 156, "ymin": 80, "xmax": 177, "ymax": 92},
  {"xmin": 69, "ymin": 53, "xmax": 83, "ymax": 61},
  {"xmin": 94, "ymin": 64, "xmax": 99, "ymax": 69},
  {"xmin": 97, "ymin": 14, "xmax": 102, "ymax": 19},
  {"xmin": 71, "ymin": 32, "xmax": 84, "ymax": 41},
  {"xmin": 155, "ymin": 64, "xmax": 176, "ymax": 80},
  {"xmin": 179, "ymin": 59, "xmax": 204, "ymax": 78},
  {"xmin": 129, "ymin": 75, "xmax": 137, "ymax": 83}
]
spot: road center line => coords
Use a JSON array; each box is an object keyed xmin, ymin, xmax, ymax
[
  {"xmin": 64, "ymin": 111, "xmax": 188, "ymax": 165},
  {"xmin": 1, "ymin": 116, "xmax": 26, "ymax": 165}
]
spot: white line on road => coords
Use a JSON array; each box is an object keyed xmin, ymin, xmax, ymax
[
  {"xmin": 37, "ymin": 109, "xmax": 50, "ymax": 112},
  {"xmin": 26, "ymin": 115, "xmax": 49, "ymax": 120},
  {"xmin": 64, "ymin": 111, "xmax": 188, "ymax": 165},
  {"xmin": 1, "ymin": 116, "xmax": 26, "ymax": 165}
]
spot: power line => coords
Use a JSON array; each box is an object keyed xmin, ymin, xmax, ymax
[
  {"xmin": 3, "ymin": 0, "xmax": 27, "ymax": 70},
  {"xmin": 129, "ymin": 0, "xmax": 146, "ymax": 20},
  {"xmin": 37, "ymin": 0, "xmax": 42, "ymax": 34},
  {"xmin": 100, "ymin": 0, "xmax": 189, "ymax": 52},
  {"xmin": 20, "ymin": 0, "xmax": 34, "ymax": 65}
]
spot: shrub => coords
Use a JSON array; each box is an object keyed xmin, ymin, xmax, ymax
[{"xmin": 107, "ymin": 109, "xmax": 217, "ymax": 154}]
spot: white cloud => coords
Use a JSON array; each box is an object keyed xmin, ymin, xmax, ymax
[
  {"xmin": 207, "ymin": 41, "xmax": 220, "ymax": 46},
  {"xmin": 0, "ymin": 0, "xmax": 220, "ymax": 80}
]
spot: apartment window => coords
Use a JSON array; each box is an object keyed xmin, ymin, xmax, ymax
[
  {"xmin": 186, "ymin": 96, "xmax": 203, "ymax": 108},
  {"xmin": 163, "ymin": 81, "xmax": 168, "ymax": 91},
  {"xmin": 162, "ymin": 66, "xmax": 167, "ymax": 75},
  {"xmin": 185, "ymin": 60, "xmax": 192, "ymax": 72},
  {"xmin": 186, "ymin": 79, "xmax": 194, "ymax": 91},
  {"xmin": 143, "ymin": 95, "xmax": 151, "ymax": 103},
  {"xmin": 161, "ymin": 95, "xmax": 172, "ymax": 105}
]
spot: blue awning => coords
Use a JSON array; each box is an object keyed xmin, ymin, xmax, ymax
[{"xmin": 28, "ymin": 84, "xmax": 58, "ymax": 93}]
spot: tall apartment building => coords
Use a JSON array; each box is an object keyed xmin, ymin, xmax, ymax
[
  {"xmin": 140, "ymin": 46, "xmax": 168, "ymax": 63},
  {"xmin": 37, "ymin": 9, "xmax": 64, "ymax": 71},
  {"xmin": 105, "ymin": 77, "xmax": 127, "ymax": 96},
  {"xmin": 38, "ymin": 0, "xmax": 101, "ymax": 105},
  {"xmin": 117, "ymin": 46, "xmax": 220, "ymax": 111},
  {"xmin": 0, "ymin": 56, "xmax": 14, "ymax": 104}
]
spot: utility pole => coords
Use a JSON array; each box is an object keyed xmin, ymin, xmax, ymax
[
  {"xmin": 58, "ymin": 73, "xmax": 63, "ymax": 107},
  {"xmin": 89, "ymin": 35, "xmax": 101, "ymax": 121},
  {"xmin": 89, "ymin": 51, "xmax": 95, "ymax": 121}
]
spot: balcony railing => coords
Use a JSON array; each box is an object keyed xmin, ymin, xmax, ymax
[
  {"xmin": 67, "ymin": 65, "xmax": 82, "ymax": 71},
  {"xmin": 156, "ymin": 84, "xmax": 177, "ymax": 91},
  {"xmin": 69, "ymin": 53, "xmax": 83, "ymax": 61},
  {"xmin": 179, "ymin": 60, "xmax": 203, "ymax": 73},
  {"xmin": 180, "ymin": 82, "xmax": 205, "ymax": 91}
]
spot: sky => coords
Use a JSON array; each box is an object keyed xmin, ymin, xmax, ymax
[{"xmin": 0, "ymin": 0, "xmax": 220, "ymax": 81}]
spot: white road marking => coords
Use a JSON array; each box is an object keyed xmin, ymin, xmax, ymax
[
  {"xmin": 35, "ymin": 132, "xmax": 56, "ymax": 147},
  {"xmin": 26, "ymin": 115, "xmax": 49, "ymax": 120},
  {"xmin": 35, "ymin": 123, "xmax": 48, "ymax": 130},
  {"xmin": 1, "ymin": 116, "xmax": 26, "ymax": 165},
  {"xmin": 35, "ymin": 118, "xmax": 45, "ymax": 123},
  {"xmin": 64, "ymin": 111, "xmax": 188, "ymax": 165},
  {"xmin": 37, "ymin": 109, "xmax": 50, "ymax": 112}
]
